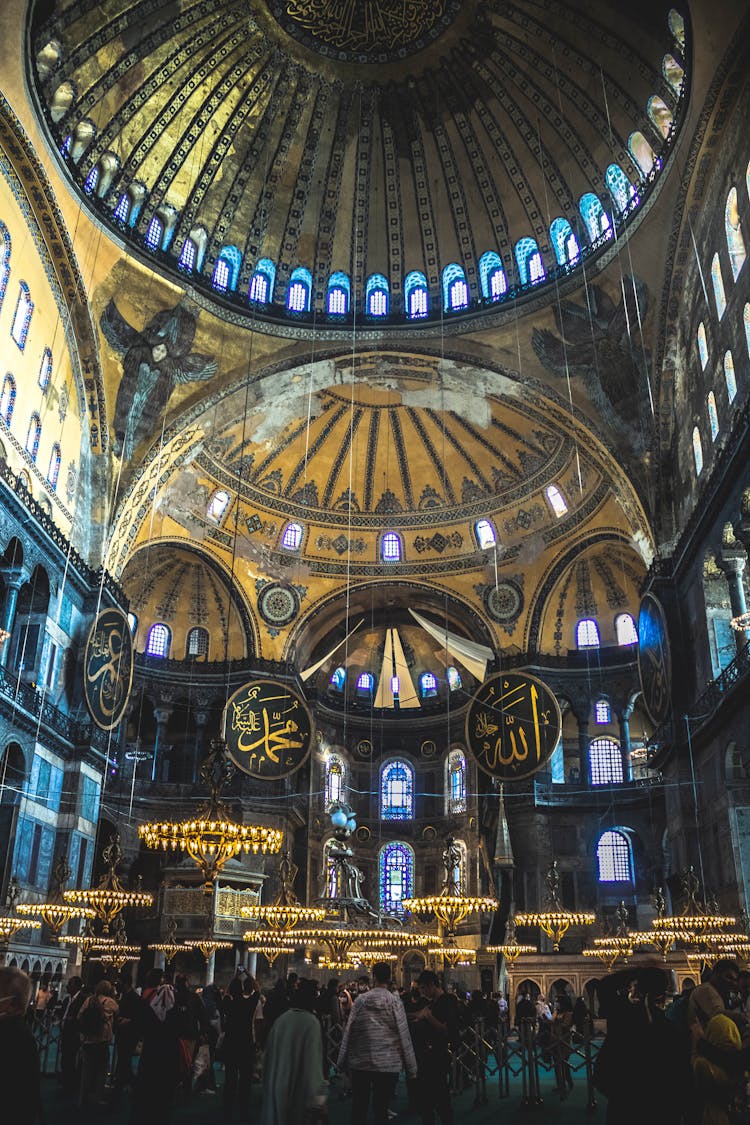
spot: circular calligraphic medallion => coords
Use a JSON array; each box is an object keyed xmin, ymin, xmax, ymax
[
  {"xmin": 223, "ymin": 679, "xmax": 313, "ymax": 780},
  {"xmin": 464, "ymin": 672, "xmax": 562, "ymax": 782},
  {"xmin": 258, "ymin": 583, "xmax": 299, "ymax": 628},
  {"xmin": 485, "ymin": 582, "xmax": 523, "ymax": 623},
  {"xmin": 83, "ymin": 608, "xmax": 134, "ymax": 731},
  {"xmin": 637, "ymin": 593, "xmax": 672, "ymax": 725}
]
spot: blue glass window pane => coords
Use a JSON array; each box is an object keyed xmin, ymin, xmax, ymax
[
  {"xmin": 380, "ymin": 842, "xmax": 414, "ymax": 917},
  {"xmin": 81, "ymin": 775, "xmax": 101, "ymax": 822},
  {"xmin": 381, "ymin": 760, "xmax": 414, "ymax": 820},
  {"xmin": 589, "ymin": 739, "xmax": 623, "ymax": 785},
  {"xmin": 597, "ymin": 830, "xmax": 631, "ymax": 881},
  {"xmin": 381, "ymin": 532, "xmax": 401, "ymax": 562}
]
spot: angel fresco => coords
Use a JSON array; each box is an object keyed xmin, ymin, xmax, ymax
[{"xmin": 100, "ymin": 299, "xmax": 218, "ymax": 461}]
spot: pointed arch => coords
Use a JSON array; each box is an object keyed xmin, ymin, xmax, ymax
[
  {"xmin": 366, "ymin": 273, "xmax": 389, "ymax": 317},
  {"xmin": 725, "ymin": 188, "xmax": 746, "ymax": 281},
  {"xmin": 379, "ymin": 842, "xmax": 414, "ymax": 917},
  {"xmin": 515, "ymin": 238, "xmax": 545, "ymax": 286},
  {"xmin": 326, "ymin": 271, "xmax": 350, "ymax": 315},
  {"xmin": 380, "ymin": 759, "xmax": 414, "ymax": 820},
  {"xmin": 442, "ymin": 263, "xmax": 469, "ymax": 311},
  {"xmin": 249, "ymin": 258, "xmax": 276, "ymax": 304}
]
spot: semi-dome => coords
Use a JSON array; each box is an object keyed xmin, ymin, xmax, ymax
[{"xmin": 29, "ymin": 0, "xmax": 687, "ymax": 332}]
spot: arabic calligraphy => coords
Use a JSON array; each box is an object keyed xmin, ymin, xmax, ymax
[
  {"xmin": 83, "ymin": 609, "xmax": 133, "ymax": 731},
  {"xmin": 464, "ymin": 673, "xmax": 562, "ymax": 782},
  {"xmin": 637, "ymin": 594, "xmax": 672, "ymax": 725},
  {"xmin": 223, "ymin": 680, "xmax": 313, "ymax": 780},
  {"xmin": 273, "ymin": 0, "xmax": 459, "ymax": 58}
]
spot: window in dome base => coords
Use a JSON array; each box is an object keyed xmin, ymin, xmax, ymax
[
  {"xmin": 249, "ymin": 259, "xmax": 276, "ymax": 304},
  {"xmin": 419, "ymin": 672, "xmax": 438, "ymax": 699},
  {"xmin": 447, "ymin": 666, "xmax": 461, "ymax": 692},
  {"xmin": 405, "ymin": 270, "xmax": 428, "ymax": 319},
  {"xmin": 287, "ymin": 267, "xmax": 312, "ymax": 313},
  {"xmin": 212, "ymin": 246, "xmax": 242, "ymax": 294},
  {"xmin": 39, "ymin": 349, "xmax": 52, "ymax": 393},
  {"xmin": 711, "ymin": 254, "xmax": 727, "ymax": 319},
  {"xmin": 146, "ymin": 623, "xmax": 171, "ymax": 658},
  {"xmin": 597, "ymin": 830, "xmax": 632, "ymax": 882},
  {"xmin": 550, "ymin": 218, "xmax": 579, "ymax": 266},
  {"xmin": 693, "ymin": 427, "xmax": 703, "ymax": 476},
  {"xmin": 479, "ymin": 252, "xmax": 507, "ymax": 301},
  {"xmin": 443, "ymin": 264, "xmax": 469, "ymax": 311},
  {"xmin": 329, "ymin": 666, "xmax": 346, "ymax": 692},
  {"xmin": 606, "ymin": 164, "xmax": 638, "ymax": 214},
  {"xmin": 707, "ymin": 392, "xmax": 719, "ymax": 441},
  {"xmin": 186, "ymin": 627, "xmax": 209, "ymax": 659},
  {"xmin": 725, "ymin": 188, "xmax": 746, "ymax": 281},
  {"xmin": 475, "ymin": 519, "xmax": 496, "ymax": 549},
  {"xmin": 615, "ymin": 613, "xmax": 638, "ymax": 646},
  {"xmin": 380, "ymin": 532, "xmax": 402, "ymax": 562},
  {"xmin": 724, "ymin": 351, "xmax": 737, "ymax": 403},
  {"xmin": 579, "ymin": 194, "xmax": 611, "ymax": 242},
  {"xmin": 697, "ymin": 322, "xmax": 709, "ymax": 370},
  {"xmin": 546, "ymin": 484, "xmax": 568, "ymax": 518},
  {"xmin": 327, "ymin": 272, "xmax": 350, "ymax": 315},
  {"xmin": 356, "ymin": 672, "xmax": 374, "ymax": 698},
  {"xmin": 178, "ymin": 239, "xmax": 196, "ymax": 273},
  {"xmin": 576, "ymin": 618, "xmax": 600, "ymax": 648},
  {"xmin": 366, "ymin": 274, "xmax": 389, "ymax": 317},
  {"xmin": 515, "ymin": 238, "xmax": 545, "ymax": 287}
]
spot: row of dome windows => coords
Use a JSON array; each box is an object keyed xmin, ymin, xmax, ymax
[{"xmin": 0, "ymin": 379, "xmax": 61, "ymax": 490}]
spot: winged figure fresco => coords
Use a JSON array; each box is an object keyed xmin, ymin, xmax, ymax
[{"xmin": 100, "ymin": 298, "xmax": 218, "ymax": 460}]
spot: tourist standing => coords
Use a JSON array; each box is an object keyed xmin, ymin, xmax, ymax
[
  {"xmin": 261, "ymin": 979, "xmax": 327, "ymax": 1125},
  {"xmin": 0, "ymin": 967, "xmax": 41, "ymax": 1125},
  {"xmin": 410, "ymin": 970, "xmax": 458, "ymax": 1125}
]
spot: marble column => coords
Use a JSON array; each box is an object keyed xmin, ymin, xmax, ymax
[
  {"xmin": 577, "ymin": 715, "xmax": 590, "ymax": 784},
  {"xmin": 151, "ymin": 706, "xmax": 173, "ymax": 782},
  {"xmin": 717, "ymin": 547, "xmax": 749, "ymax": 652},
  {"xmin": 205, "ymin": 952, "xmax": 216, "ymax": 985},
  {"xmin": 617, "ymin": 704, "xmax": 634, "ymax": 781},
  {"xmin": 0, "ymin": 575, "xmax": 23, "ymax": 668}
]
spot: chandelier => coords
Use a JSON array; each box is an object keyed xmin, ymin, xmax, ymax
[
  {"xmin": 290, "ymin": 927, "xmax": 429, "ymax": 967},
  {"xmin": 402, "ymin": 835, "xmax": 498, "ymax": 938},
  {"xmin": 514, "ymin": 862, "xmax": 595, "ymax": 952},
  {"xmin": 428, "ymin": 941, "xmax": 476, "ymax": 967},
  {"xmin": 486, "ymin": 917, "xmax": 537, "ymax": 965},
  {"xmin": 241, "ymin": 852, "xmax": 325, "ymax": 933},
  {"xmin": 64, "ymin": 835, "xmax": 153, "ymax": 933},
  {"xmin": 139, "ymin": 739, "xmax": 283, "ymax": 890},
  {"xmin": 353, "ymin": 950, "xmax": 398, "ymax": 970},
  {"xmin": 730, "ymin": 611, "xmax": 750, "ymax": 632},
  {"xmin": 244, "ymin": 937, "xmax": 298, "ymax": 968},
  {"xmin": 0, "ymin": 881, "xmax": 41, "ymax": 948},
  {"xmin": 16, "ymin": 856, "xmax": 95, "ymax": 935},
  {"xmin": 59, "ymin": 921, "xmax": 115, "ymax": 961},
  {"xmin": 650, "ymin": 869, "xmax": 736, "ymax": 950},
  {"xmin": 191, "ymin": 937, "xmax": 235, "ymax": 961},
  {"xmin": 148, "ymin": 918, "xmax": 189, "ymax": 965},
  {"xmin": 90, "ymin": 919, "xmax": 141, "ymax": 972}
]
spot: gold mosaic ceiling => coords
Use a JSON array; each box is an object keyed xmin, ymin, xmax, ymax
[{"xmin": 30, "ymin": 0, "xmax": 684, "ymax": 326}]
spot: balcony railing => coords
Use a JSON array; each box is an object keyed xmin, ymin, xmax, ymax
[{"xmin": 0, "ymin": 662, "xmax": 108, "ymax": 754}]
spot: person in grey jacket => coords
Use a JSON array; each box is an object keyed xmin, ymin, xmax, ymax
[{"xmin": 337, "ymin": 961, "xmax": 417, "ymax": 1125}]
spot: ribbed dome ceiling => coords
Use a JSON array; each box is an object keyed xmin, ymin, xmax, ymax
[{"xmin": 31, "ymin": 0, "xmax": 686, "ymax": 328}]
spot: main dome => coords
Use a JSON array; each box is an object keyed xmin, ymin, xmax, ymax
[{"xmin": 30, "ymin": 0, "xmax": 688, "ymax": 332}]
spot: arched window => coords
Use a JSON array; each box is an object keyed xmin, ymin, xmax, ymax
[
  {"xmin": 144, "ymin": 215, "xmax": 164, "ymax": 252},
  {"xmin": 0, "ymin": 375, "xmax": 16, "ymax": 425},
  {"xmin": 605, "ymin": 164, "xmax": 637, "ymax": 215},
  {"xmin": 724, "ymin": 351, "xmax": 737, "ymax": 403},
  {"xmin": 207, "ymin": 489, "xmax": 231, "ymax": 524},
  {"xmin": 446, "ymin": 749, "xmax": 466, "ymax": 814},
  {"xmin": 329, "ymin": 666, "xmax": 346, "ymax": 692},
  {"xmin": 47, "ymin": 443, "xmax": 61, "ymax": 490},
  {"xmin": 693, "ymin": 426, "xmax": 703, "ymax": 475},
  {"xmin": 475, "ymin": 519, "xmax": 496, "ymax": 549},
  {"xmin": 579, "ymin": 194, "xmax": 611, "ymax": 242},
  {"xmin": 249, "ymin": 259, "xmax": 276, "ymax": 304},
  {"xmin": 707, "ymin": 392, "xmax": 719, "ymax": 441},
  {"xmin": 711, "ymin": 254, "xmax": 727, "ymax": 319},
  {"xmin": 127, "ymin": 612, "xmax": 138, "ymax": 636},
  {"xmin": 662, "ymin": 53, "xmax": 685, "ymax": 96},
  {"xmin": 595, "ymin": 699, "xmax": 611, "ymax": 725},
  {"xmin": 419, "ymin": 672, "xmax": 438, "ymax": 699},
  {"xmin": 146, "ymin": 623, "xmax": 170, "ymax": 658},
  {"xmin": 380, "ymin": 760, "xmax": 414, "ymax": 820},
  {"xmin": 576, "ymin": 618, "xmax": 600, "ymax": 648},
  {"xmin": 11, "ymin": 283, "xmax": 33, "ymax": 349},
  {"xmin": 178, "ymin": 238, "xmax": 196, "ymax": 273},
  {"xmin": 697, "ymin": 322, "xmax": 709, "ymax": 370},
  {"xmin": 597, "ymin": 829, "xmax": 632, "ymax": 881},
  {"xmin": 442, "ymin": 263, "xmax": 469, "ymax": 311},
  {"xmin": 380, "ymin": 532, "xmax": 402, "ymax": 562},
  {"xmin": 628, "ymin": 132, "xmax": 657, "ymax": 178},
  {"xmin": 287, "ymin": 267, "xmax": 312, "ymax": 313},
  {"xmin": 212, "ymin": 246, "xmax": 242, "ymax": 294},
  {"xmin": 25, "ymin": 414, "xmax": 41, "ymax": 462},
  {"xmin": 647, "ymin": 96, "xmax": 674, "ymax": 140},
  {"xmin": 379, "ymin": 842, "xmax": 414, "ymax": 917},
  {"xmin": 447, "ymin": 666, "xmax": 461, "ymax": 692},
  {"xmin": 0, "ymin": 223, "xmax": 10, "ymax": 311},
  {"xmin": 589, "ymin": 738, "xmax": 624, "ymax": 785},
  {"xmin": 745, "ymin": 304, "xmax": 750, "ymax": 358},
  {"xmin": 186, "ymin": 626, "xmax": 209, "ymax": 659},
  {"xmin": 479, "ymin": 252, "xmax": 507, "ymax": 300},
  {"xmin": 83, "ymin": 165, "xmax": 99, "ymax": 195},
  {"xmin": 668, "ymin": 9, "xmax": 685, "ymax": 50},
  {"xmin": 725, "ymin": 188, "xmax": 746, "ymax": 281},
  {"xmin": 546, "ymin": 484, "xmax": 568, "ymax": 518},
  {"xmin": 39, "ymin": 349, "xmax": 52, "ymax": 392},
  {"xmin": 356, "ymin": 671, "xmax": 374, "ymax": 698},
  {"xmin": 404, "ymin": 271, "xmax": 429, "ymax": 318},
  {"xmin": 366, "ymin": 273, "xmax": 389, "ymax": 317},
  {"xmin": 326, "ymin": 272, "xmax": 350, "ymax": 315},
  {"xmin": 281, "ymin": 521, "xmax": 303, "ymax": 551},
  {"xmin": 515, "ymin": 238, "xmax": 545, "ymax": 286},
  {"xmin": 615, "ymin": 613, "xmax": 638, "ymax": 646},
  {"xmin": 325, "ymin": 754, "xmax": 345, "ymax": 807},
  {"xmin": 550, "ymin": 218, "xmax": 579, "ymax": 265},
  {"xmin": 113, "ymin": 193, "xmax": 131, "ymax": 224}
]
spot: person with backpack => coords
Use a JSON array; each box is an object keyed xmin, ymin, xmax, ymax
[
  {"xmin": 173, "ymin": 974, "xmax": 208, "ymax": 1097},
  {"xmin": 410, "ymin": 970, "xmax": 459, "ymax": 1125},
  {"xmin": 77, "ymin": 978, "xmax": 119, "ymax": 1107},
  {"xmin": 59, "ymin": 976, "xmax": 87, "ymax": 1098}
]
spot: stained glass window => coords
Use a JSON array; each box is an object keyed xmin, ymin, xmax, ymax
[
  {"xmin": 287, "ymin": 267, "xmax": 313, "ymax": 312},
  {"xmin": 708, "ymin": 392, "xmax": 719, "ymax": 441},
  {"xmin": 145, "ymin": 216, "xmax": 163, "ymax": 252},
  {"xmin": 39, "ymin": 349, "xmax": 52, "ymax": 392},
  {"xmin": 381, "ymin": 532, "xmax": 402, "ymax": 562},
  {"xmin": 327, "ymin": 272, "xmax": 350, "ymax": 315},
  {"xmin": 405, "ymin": 271, "xmax": 428, "ymax": 318},
  {"xmin": 213, "ymin": 246, "xmax": 242, "ymax": 294},
  {"xmin": 725, "ymin": 188, "xmax": 746, "ymax": 280},
  {"xmin": 711, "ymin": 254, "xmax": 727, "ymax": 319},
  {"xmin": 693, "ymin": 427, "xmax": 703, "ymax": 475},
  {"xmin": 380, "ymin": 760, "xmax": 414, "ymax": 820},
  {"xmin": 550, "ymin": 218, "xmax": 579, "ymax": 265},
  {"xmin": 366, "ymin": 273, "xmax": 389, "ymax": 317},
  {"xmin": 447, "ymin": 666, "xmax": 461, "ymax": 691},
  {"xmin": 83, "ymin": 165, "xmax": 99, "ymax": 196},
  {"xmin": 515, "ymin": 238, "xmax": 544, "ymax": 286},
  {"xmin": 207, "ymin": 489, "xmax": 231, "ymax": 523},
  {"xmin": 479, "ymin": 252, "xmax": 507, "ymax": 300},
  {"xmin": 546, "ymin": 484, "xmax": 568, "ymax": 517},
  {"xmin": 447, "ymin": 749, "xmax": 466, "ymax": 814},
  {"xmin": 282, "ymin": 521, "xmax": 303, "ymax": 550},
  {"xmin": 589, "ymin": 739, "xmax": 624, "ymax": 785},
  {"xmin": 213, "ymin": 258, "xmax": 230, "ymax": 293},
  {"xmin": 325, "ymin": 754, "xmax": 345, "ymax": 807},
  {"xmin": 606, "ymin": 165, "xmax": 638, "ymax": 214},
  {"xmin": 663, "ymin": 53, "xmax": 685, "ymax": 96},
  {"xmin": 420, "ymin": 672, "xmax": 438, "ymax": 699},
  {"xmin": 0, "ymin": 374, "xmax": 16, "ymax": 425},
  {"xmin": 47, "ymin": 443, "xmax": 61, "ymax": 490},
  {"xmin": 329, "ymin": 666, "xmax": 346, "ymax": 692},
  {"xmin": 668, "ymin": 9, "xmax": 685, "ymax": 49},
  {"xmin": 615, "ymin": 613, "xmax": 638, "ymax": 646},
  {"xmin": 186, "ymin": 627, "xmax": 209, "ymax": 659},
  {"xmin": 595, "ymin": 699, "xmax": 611, "ymax": 724},
  {"xmin": 443, "ymin": 263, "xmax": 469, "ymax": 311},
  {"xmin": 356, "ymin": 672, "xmax": 374, "ymax": 695},
  {"xmin": 25, "ymin": 414, "xmax": 41, "ymax": 462},
  {"xmin": 475, "ymin": 519, "xmax": 496, "ymax": 548},
  {"xmin": 146, "ymin": 623, "xmax": 170, "ymax": 658},
  {"xmin": 724, "ymin": 351, "xmax": 737, "ymax": 403},
  {"xmin": 579, "ymin": 194, "xmax": 611, "ymax": 242},
  {"xmin": 576, "ymin": 618, "xmax": 600, "ymax": 648},
  {"xmin": 178, "ymin": 239, "xmax": 196, "ymax": 273},
  {"xmin": 597, "ymin": 830, "xmax": 631, "ymax": 881},
  {"xmin": 647, "ymin": 96, "xmax": 673, "ymax": 140},
  {"xmin": 113, "ymin": 193, "xmax": 130, "ymax": 224},
  {"xmin": 697, "ymin": 323, "xmax": 709, "ymax": 370},
  {"xmin": 628, "ymin": 132, "xmax": 658, "ymax": 178},
  {"xmin": 250, "ymin": 259, "xmax": 276, "ymax": 304},
  {"xmin": 379, "ymin": 842, "xmax": 414, "ymax": 917},
  {"xmin": 11, "ymin": 283, "xmax": 33, "ymax": 349}
]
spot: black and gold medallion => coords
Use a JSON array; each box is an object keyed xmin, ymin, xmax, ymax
[
  {"xmin": 465, "ymin": 672, "xmax": 562, "ymax": 782},
  {"xmin": 223, "ymin": 679, "xmax": 313, "ymax": 780},
  {"xmin": 83, "ymin": 608, "xmax": 134, "ymax": 731},
  {"xmin": 637, "ymin": 593, "xmax": 672, "ymax": 725}
]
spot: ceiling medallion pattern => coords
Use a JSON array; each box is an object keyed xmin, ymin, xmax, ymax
[
  {"xmin": 484, "ymin": 580, "xmax": 524, "ymax": 624},
  {"xmin": 258, "ymin": 583, "xmax": 300, "ymax": 627},
  {"xmin": 270, "ymin": 0, "xmax": 461, "ymax": 61}
]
